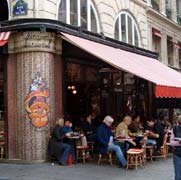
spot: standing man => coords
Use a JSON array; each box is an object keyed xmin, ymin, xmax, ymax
[
  {"xmin": 170, "ymin": 115, "xmax": 181, "ymax": 180},
  {"xmin": 97, "ymin": 116, "xmax": 127, "ymax": 167}
]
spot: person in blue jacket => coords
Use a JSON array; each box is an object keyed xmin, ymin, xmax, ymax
[{"xmin": 97, "ymin": 115, "xmax": 127, "ymax": 167}]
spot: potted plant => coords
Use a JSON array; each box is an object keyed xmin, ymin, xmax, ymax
[
  {"xmin": 166, "ymin": 7, "xmax": 172, "ymax": 19},
  {"xmin": 177, "ymin": 15, "xmax": 181, "ymax": 25},
  {"xmin": 151, "ymin": 0, "xmax": 160, "ymax": 11}
]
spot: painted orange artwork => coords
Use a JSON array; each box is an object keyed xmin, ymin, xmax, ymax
[{"xmin": 25, "ymin": 73, "xmax": 50, "ymax": 128}]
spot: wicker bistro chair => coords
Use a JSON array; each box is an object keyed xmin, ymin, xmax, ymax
[
  {"xmin": 76, "ymin": 145, "xmax": 90, "ymax": 164},
  {"xmin": 145, "ymin": 145, "xmax": 154, "ymax": 162},
  {"xmin": 126, "ymin": 136, "xmax": 147, "ymax": 170},
  {"xmin": 152, "ymin": 132, "xmax": 169, "ymax": 160},
  {"xmin": 97, "ymin": 151, "xmax": 113, "ymax": 166},
  {"xmin": 76, "ymin": 135, "xmax": 91, "ymax": 164}
]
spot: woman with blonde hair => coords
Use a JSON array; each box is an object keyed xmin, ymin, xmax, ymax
[{"xmin": 48, "ymin": 117, "xmax": 72, "ymax": 165}]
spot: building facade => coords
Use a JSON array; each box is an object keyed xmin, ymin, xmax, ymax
[
  {"xmin": 147, "ymin": 0, "xmax": 181, "ymax": 70},
  {"xmin": 0, "ymin": 0, "xmax": 180, "ymax": 161}
]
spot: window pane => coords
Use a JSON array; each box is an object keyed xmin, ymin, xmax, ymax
[
  {"xmin": 121, "ymin": 14, "xmax": 126, "ymax": 43},
  {"xmin": 114, "ymin": 19, "xmax": 119, "ymax": 40},
  {"xmin": 81, "ymin": 0, "xmax": 87, "ymax": 29},
  {"xmin": 128, "ymin": 16, "xmax": 132, "ymax": 44},
  {"xmin": 134, "ymin": 25, "xmax": 139, "ymax": 47},
  {"xmin": 91, "ymin": 7, "xmax": 97, "ymax": 33},
  {"xmin": 70, "ymin": 0, "xmax": 78, "ymax": 26},
  {"xmin": 58, "ymin": 0, "xmax": 66, "ymax": 23}
]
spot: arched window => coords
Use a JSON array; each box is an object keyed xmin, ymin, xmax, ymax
[
  {"xmin": 0, "ymin": 0, "xmax": 9, "ymax": 21},
  {"xmin": 114, "ymin": 11, "xmax": 141, "ymax": 47},
  {"xmin": 58, "ymin": 0, "xmax": 100, "ymax": 33}
]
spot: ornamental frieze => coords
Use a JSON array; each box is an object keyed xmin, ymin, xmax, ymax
[{"xmin": 8, "ymin": 31, "xmax": 62, "ymax": 54}]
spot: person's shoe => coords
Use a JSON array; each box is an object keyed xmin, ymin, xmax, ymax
[
  {"xmin": 153, "ymin": 149, "xmax": 161, "ymax": 156},
  {"xmin": 59, "ymin": 162, "xmax": 68, "ymax": 166}
]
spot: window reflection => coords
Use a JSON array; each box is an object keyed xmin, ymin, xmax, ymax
[
  {"xmin": 128, "ymin": 16, "xmax": 132, "ymax": 45},
  {"xmin": 81, "ymin": 0, "xmax": 87, "ymax": 29},
  {"xmin": 70, "ymin": 0, "xmax": 78, "ymax": 26},
  {"xmin": 58, "ymin": 0, "xmax": 66, "ymax": 23},
  {"xmin": 91, "ymin": 7, "xmax": 97, "ymax": 33},
  {"xmin": 58, "ymin": 0, "xmax": 100, "ymax": 33},
  {"xmin": 121, "ymin": 14, "xmax": 126, "ymax": 43}
]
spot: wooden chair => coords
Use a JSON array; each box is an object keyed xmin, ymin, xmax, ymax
[
  {"xmin": 126, "ymin": 136, "xmax": 147, "ymax": 170},
  {"xmin": 76, "ymin": 145, "xmax": 89, "ymax": 164},
  {"xmin": 152, "ymin": 133, "xmax": 169, "ymax": 160},
  {"xmin": 97, "ymin": 151, "xmax": 113, "ymax": 166},
  {"xmin": 145, "ymin": 145, "xmax": 154, "ymax": 162},
  {"xmin": 87, "ymin": 141, "xmax": 95, "ymax": 158}
]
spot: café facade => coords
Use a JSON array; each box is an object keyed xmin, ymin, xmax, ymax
[{"xmin": 0, "ymin": 0, "xmax": 181, "ymax": 162}]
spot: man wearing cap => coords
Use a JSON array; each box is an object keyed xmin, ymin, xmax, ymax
[{"xmin": 97, "ymin": 115, "xmax": 127, "ymax": 167}]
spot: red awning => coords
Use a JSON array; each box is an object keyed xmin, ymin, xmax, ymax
[
  {"xmin": 152, "ymin": 28, "xmax": 162, "ymax": 38},
  {"xmin": 62, "ymin": 33, "xmax": 181, "ymax": 98},
  {"xmin": 174, "ymin": 43, "xmax": 181, "ymax": 49},
  {"xmin": 0, "ymin": 32, "xmax": 11, "ymax": 47}
]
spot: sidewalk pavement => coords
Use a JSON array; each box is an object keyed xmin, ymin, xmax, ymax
[{"xmin": 0, "ymin": 157, "xmax": 174, "ymax": 180}]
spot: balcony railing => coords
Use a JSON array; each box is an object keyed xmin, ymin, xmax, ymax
[{"xmin": 151, "ymin": 0, "xmax": 160, "ymax": 11}]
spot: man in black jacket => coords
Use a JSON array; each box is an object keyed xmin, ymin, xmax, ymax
[
  {"xmin": 144, "ymin": 116, "xmax": 164, "ymax": 155},
  {"xmin": 82, "ymin": 113, "xmax": 97, "ymax": 142}
]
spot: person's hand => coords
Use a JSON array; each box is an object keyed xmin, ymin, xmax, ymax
[
  {"xmin": 131, "ymin": 141, "xmax": 136, "ymax": 146},
  {"xmin": 66, "ymin": 132, "xmax": 71, "ymax": 137},
  {"xmin": 155, "ymin": 134, "xmax": 159, "ymax": 138},
  {"xmin": 108, "ymin": 142, "xmax": 113, "ymax": 146},
  {"xmin": 145, "ymin": 130, "xmax": 150, "ymax": 134},
  {"xmin": 128, "ymin": 139, "xmax": 136, "ymax": 146},
  {"xmin": 87, "ymin": 131, "xmax": 93, "ymax": 134}
]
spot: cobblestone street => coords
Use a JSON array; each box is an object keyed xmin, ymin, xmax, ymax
[{"xmin": 0, "ymin": 157, "xmax": 174, "ymax": 180}]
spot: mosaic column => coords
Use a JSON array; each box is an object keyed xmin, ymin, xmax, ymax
[{"xmin": 7, "ymin": 31, "xmax": 63, "ymax": 161}]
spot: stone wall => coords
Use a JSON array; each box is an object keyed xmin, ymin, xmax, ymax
[{"xmin": 9, "ymin": 0, "xmax": 148, "ymax": 48}]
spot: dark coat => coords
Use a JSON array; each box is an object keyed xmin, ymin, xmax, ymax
[
  {"xmin": 144, "ymin": 120, "xmax": 164, "ymax": 149},
  {"xmin": 97, "ymin": 123, "xmax": 113, "ymax": 154},
  {"xmin": 48, "ymin": 125, "xmax": 66, "ymax": 160},
  {"xmin": 82, "ymin": 120, "xmax": 97, "ymax": 137}
]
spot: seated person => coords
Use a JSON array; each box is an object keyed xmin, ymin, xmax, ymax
[
  {"xmin": 97, "ymin": 116, "xmax": 127, "ymax": 168},
  {"xmin": 129, "ymin": 114, "xmax": 143, "ymax": 148},
  {"xmin": 48, "ymin": 118, "xmax": 73, "ymax": 165},
  {"xmin": 62, "ymin": 119, "xmax": 76, "ymax": 162},
  {"xmin": 129, "ymin": 114, "xmax": 143, "ymax": 136},
  {"xmin": 116, "ymin": 115, "xmax": 136, "ymax": 147},
  {"xmin": 81, "ymin": 113, "xmax": 97, "ymax": 142},
  {"xmin": 144, "ymin": 116, "xmax": 164, "ymax": 155}
]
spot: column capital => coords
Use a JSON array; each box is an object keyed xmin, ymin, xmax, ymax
[{"xmin": 8, "ymin": 31, "xmax": 62, "ymax": 55}]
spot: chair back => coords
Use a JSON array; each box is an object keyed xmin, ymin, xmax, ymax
[{"xmin": 163, "ymin": 133, "xmax": 168, "ymax": 146}]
